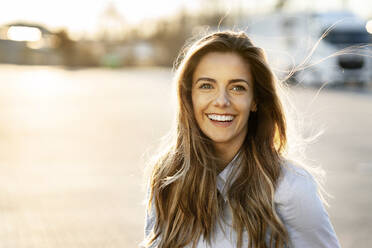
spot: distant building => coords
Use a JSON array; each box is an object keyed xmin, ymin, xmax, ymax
[
  {"xmin": 0, "ymin": 22, "xmax": 62, "ymax": 65},
  {"xmin": 0, "ymin": 22, "xmax": 157, "ymax": 68}
]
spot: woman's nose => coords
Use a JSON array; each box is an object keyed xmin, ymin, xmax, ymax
[{"xmin": 213, "ymin": 89, "xmax": 230, "ymax": 107}]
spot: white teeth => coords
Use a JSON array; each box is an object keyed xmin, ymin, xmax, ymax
[{"xmin": 207, "ymin": 114, "xmax": 234, "ymax": 122}]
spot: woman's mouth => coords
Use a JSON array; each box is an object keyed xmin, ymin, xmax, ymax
[{"xmin": 206, "ymin": 114, "xmax": 235, "ymax": 127}]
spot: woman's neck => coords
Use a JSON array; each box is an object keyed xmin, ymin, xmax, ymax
[{"xmin": 214, "ymin": 137, "xmax": 245, "ymax": 173}]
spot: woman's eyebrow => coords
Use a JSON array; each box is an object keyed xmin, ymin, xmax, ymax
[
  {"xmin": 229, "ymin": 79, "xmax": 250, "ymax": 85},
  {"xmin": 195, "ymin": 77, "xmax": 216, "ymax": 84}
]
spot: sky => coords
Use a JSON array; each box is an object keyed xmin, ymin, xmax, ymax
[{"xmin": 0, "ymin": 0, "xmax": 371, "ymax": 39}]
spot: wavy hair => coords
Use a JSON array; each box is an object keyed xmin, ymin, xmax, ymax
[{"xmin": 145, "ymin": 31, "xmax": 292, "ymax": 248}]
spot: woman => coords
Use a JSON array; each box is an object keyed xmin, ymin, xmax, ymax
[{"xmin": 142, "ymin": 31, "xmax": 341, "ymax": 248}]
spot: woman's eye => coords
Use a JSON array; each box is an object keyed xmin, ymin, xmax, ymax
[
  {"xmin": 231, "ymin": 85, "xmax": 246, "ymax": 91},
  {"xmin": 199, "ymin": 83, "xmax": 213, "ymax": 89}
]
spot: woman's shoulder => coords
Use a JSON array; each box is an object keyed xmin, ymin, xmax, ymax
[
  {"xmin": 274, "ymin": 160, "xmax": 319, "ymax": 205},
  {"xmin": 274, "ymin": 160, "xmax": 332, "ymax": 230},
  {"xmin": 273, "ymin": 162, "xmax": 341, "ymax": 247}
]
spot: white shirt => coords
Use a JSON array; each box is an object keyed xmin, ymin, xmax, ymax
[{"xmin": 143, "ymin": 156, "xmax": 341, "ymax": 248}]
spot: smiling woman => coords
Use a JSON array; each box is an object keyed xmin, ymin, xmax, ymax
[
  {"xmin": 192, "ymin": 52, "xmax": 256, "ymax": 168},
  {"xmin": 142, "ymin": 31, "xmax": 341, "ymax": 248}
]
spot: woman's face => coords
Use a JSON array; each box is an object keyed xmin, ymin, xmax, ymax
[{"xmin": 191, "ymin": 52, "xmax": 256, "ymax": 149}]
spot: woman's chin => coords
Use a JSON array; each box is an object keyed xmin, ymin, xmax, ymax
[{"xmin": 209, "ymin": 136, "xmax": 233, "ymax": 146}]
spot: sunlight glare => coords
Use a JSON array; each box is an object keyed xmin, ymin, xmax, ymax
[
  {"xmin": 7, "ymin": 26, "xmax": 42, "ymax": 42},
  {"xmin": 366, "ymin": 20, "xmax": 372, "ymax": 34}
]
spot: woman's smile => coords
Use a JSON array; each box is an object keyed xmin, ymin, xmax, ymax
[{"xmin": 206, "ymin": 113, "xmax": 235, "ymax": 127}]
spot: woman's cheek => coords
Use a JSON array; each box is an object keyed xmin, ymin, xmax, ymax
[
  {"xmin": 195, "ymin": 94, "xmax": 210, "ymax": 110},
  {"xmin": 236, "ymin": 95, "xmax": 253, "ymax": 110}
]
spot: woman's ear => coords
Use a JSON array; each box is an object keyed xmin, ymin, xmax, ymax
[{"xmin": 251, "ymin": 102, "xmax": 257, "ymax": 112}]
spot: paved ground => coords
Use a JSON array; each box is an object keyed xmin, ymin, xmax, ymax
[{"xmin": 0, "ymin": 65, "xmax": 371, "ymax": 247}]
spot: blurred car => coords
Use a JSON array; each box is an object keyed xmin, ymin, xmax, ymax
[{"xmin": 245, "ymin": 11, "xmax": 372, "ymax": 88}]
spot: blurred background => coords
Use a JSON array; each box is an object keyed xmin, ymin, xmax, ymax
[{"xmin": 0, "ymin": 0, "xmax": 371, "ymax": 247}]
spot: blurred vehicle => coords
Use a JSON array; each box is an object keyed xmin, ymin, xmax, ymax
[
  {"xmin": 246, "ymin": 11, "xmax": 372, "ymax": 87},
  {"xmin": 296, "ymin": 11, "xmax": 372, "ymax": 87}
]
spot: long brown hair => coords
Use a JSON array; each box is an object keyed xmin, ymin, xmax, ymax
[{"xmin": 145, "ymin": 31, "xmax": 291, "ymax": 248}]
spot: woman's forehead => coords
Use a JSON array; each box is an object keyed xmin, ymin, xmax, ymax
[{"xmin": 192, "ymin": 52, "xmax": 252, "ymax": 82}]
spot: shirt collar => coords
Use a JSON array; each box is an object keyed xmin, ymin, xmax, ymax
[{"xmin": 216, "ymin": 151, "xmax": 242, "ymax": 202}]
